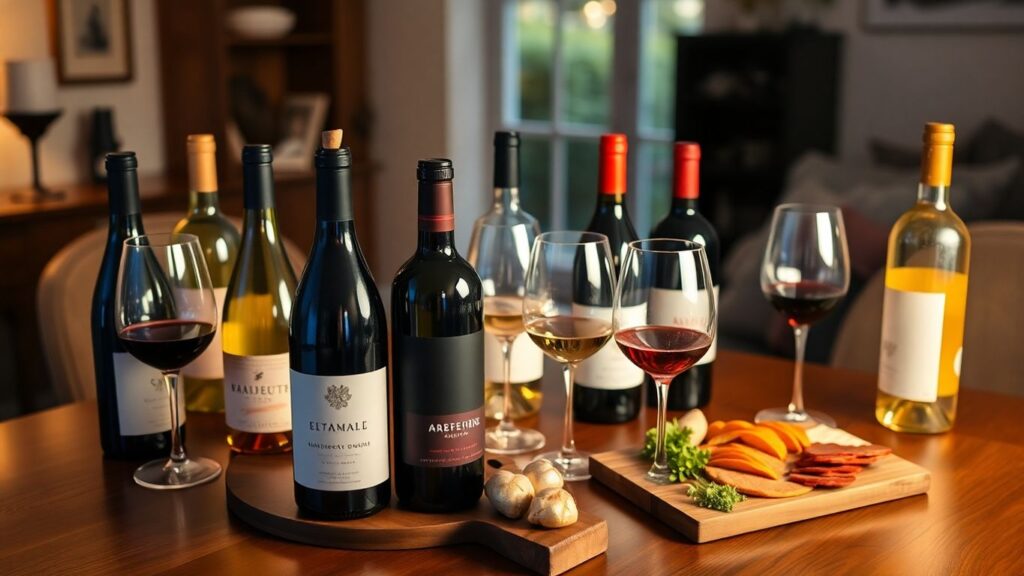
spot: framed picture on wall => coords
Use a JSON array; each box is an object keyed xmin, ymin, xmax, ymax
[
  {"xmin": 54, "ymin": 0, "xmax": 133, "ymax": 83},
  {"xmin": 273, "ymin": 93, "xmax": 330, "ymax": 172},
  {"xmin": 864, "ymin": 0, "xmax": 1024, "ymax": 30}
]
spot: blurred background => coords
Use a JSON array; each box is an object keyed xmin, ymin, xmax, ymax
[{"xmin": 2, "ymin": 0, "xmax": 1023, "ymax": 419}]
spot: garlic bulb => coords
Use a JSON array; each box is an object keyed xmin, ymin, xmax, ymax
[
  {"xmin": 484, "ymin": 470, "xmax": 535, "ymax": 519},
  {"xmin": 679, "ymin": 408, "xmax": 708, "ymax": 446},
  {"xmin": 527, "ymin": 488, "xmax": 578, "ymax": 528},
  {"xmin": 523, "ymin": 459, "xmax": 564, "ymax": 493}
]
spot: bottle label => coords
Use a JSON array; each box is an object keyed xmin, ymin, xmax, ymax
[
  {"xmin": 878, "ymin": 287, "xmax": 945, "ymax": 403},
  {"xmin": 484, "ymin": 331, "xmax": 544, "ymax": 383},
  {"xmin": 647, "ymin": 286, "xmax": 719, "ymax": 366},
  {"xmin": 290, "ymin": 367, "xmax": 390, "ymax": 491},
  {"xmin": 113, "ymin": 352, "xmax": 186, "ymax": 435},
  {"xmin": 224, "ymin": 352, "xmax": 292, "ymax": 432},
  {"xmin": 573, "ymin": 303, "xmax": 645, "ymax": 390},
  {"xmin": 182, "ymin": 287, "xmax": 227, "ymax": 380},
  {"xmin": 395, "ymin": 331, "xmax": 484, "ymax": 467}
]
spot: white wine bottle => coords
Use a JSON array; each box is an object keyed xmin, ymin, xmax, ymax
[
  {"xmin": 876, "ymin": 122, "xmax": 970, "ymax": 434},
  {"xmin": 222, "ymin": 144, "xmax": 297, "ymax": 453},
  {"xmin": 174, "ymin": 134, "xmax": 239, "ymax": 413}
]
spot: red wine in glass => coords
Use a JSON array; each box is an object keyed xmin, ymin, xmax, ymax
[
  {"xmin": 119, "ymin": 320, "xmax": 216, "ymax": 372},
  {"xmin": 614, "ymin": 326, "xmax": 713, "ymax": 379},
  {"xmin": 765, "ymin": 281, "xmax": 845, "ymax": 327}
]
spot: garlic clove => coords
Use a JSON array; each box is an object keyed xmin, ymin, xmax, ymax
[
  {"xmin": 523, "ymin": 458, "xmax": 564, "ymax": 493},
  {"xmin": 485, "ymin": 470, "xmax": 535, "ymax": 519},
  {"xmin": 527, "ymin": 487, "xmax": 579, "ymax": 528},
  {"xmin": 679, "ymin": 408, "xmax": 708, "ymax": 446}
]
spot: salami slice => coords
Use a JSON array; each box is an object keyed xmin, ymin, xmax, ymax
[
  {"xmin": 804, "ymin": 443, "xmax": 892, "ymax": 458},
  {"xmin": 788, "ymin": 473, "xmax": 857, "ymax": 488},
  {"xmin": 797, "ymin": 454, "xmax": 881, "ymax": 466},
  {"xmin": 792, "ymin": 465, "xmax": 863, "ymax": 476}
]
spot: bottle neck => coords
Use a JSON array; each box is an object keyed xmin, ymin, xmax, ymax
[
  {"xmin": 417, "ymin": 229, "xmax": 457, "ymax": 255},
  {"xmin": 417, "ymin": 179, "xmax": 456, "ymax": 242},
  {"xmin": 316, "ymin": 164, "xmax": 353, "ymax": 222},
  {"xmin": 107, "ymin": 169, "xmax": 141, "ymax": 218},
  {"xmin": 917, "ymin": 183, "xmax": 950, "ymax": 211},
  {"xmin": 491, "ymin": 186, "xmax": 521, "ymax": 212},
  {"xmin": 670, "ymin": 197, "xmax": 700, "ymax": 215},
  {"xmin": 242, "ymin": 207, "xmax": 280, "ymax": 241},
  {"xmin": 243, "ymin": 162, "xmax": 275, "ymax": 210},
  {"xmin": 188, "ymin": 190, "xmax": 221, "ymax": 215}
]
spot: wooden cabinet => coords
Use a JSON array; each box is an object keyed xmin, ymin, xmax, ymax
[{"xmin": 674, "ymin": 31, "xmax": 841, "ymax": 256}]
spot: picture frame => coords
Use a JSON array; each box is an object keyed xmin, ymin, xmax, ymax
[
  {"xmin": 273, "ymin": 93, "xmax": 330, "ymax": 172},
  {"xmin": 53, "ymin": 0, "xmax": 133, "ymax": 84},
  {"xmin": 863, "ymin": 0, "xmax": 1024, "ymax": 30}
]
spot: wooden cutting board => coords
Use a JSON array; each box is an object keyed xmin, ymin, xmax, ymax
[
  {"xmin": 590, "ymin": 426, "xmax": 930, "ymax": 543},
  {"xmin": 226, "ymin": 454, "xmax": 607, "ymax": 575}
]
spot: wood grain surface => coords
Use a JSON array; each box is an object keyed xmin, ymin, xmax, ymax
[
  {"xmin": 2, "ymin": 350, "xmax": 1023, "ymax": 575},
  {"xmin": 225, "ymin": 454, "xmax": 607, "ymax": 575}
]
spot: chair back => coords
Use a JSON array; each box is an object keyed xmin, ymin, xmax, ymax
[
  {"xmin": 831, "ymin": 221, "xmax": 1024, "ymax": 396},
  {"xmin": 37, "ymin": 212, "xmax": 308, "ymax": 403}
]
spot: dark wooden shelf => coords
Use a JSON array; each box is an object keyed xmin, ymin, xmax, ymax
[{"xmin": 226, "ymin": 33, "xmax": 333, "ymax": 48}]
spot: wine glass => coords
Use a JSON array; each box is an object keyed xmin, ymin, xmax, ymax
[
  {"xmin": 115, "ymin": 233, "xmax": 222, "ymax": 489},
  {"xmin": 758, "ymin": 204, "xmax": 850, "ymax": 428},
  {"xmin": 524, "ymin": 231, "xmax": 615, "ymax": 481},
  {"xmin": 468, "ymin": 222, "xmax": 545, "ymax": 454},
  {"xmin": 614, "ymin": 239, "xmax": 716, "ymax": 483}
]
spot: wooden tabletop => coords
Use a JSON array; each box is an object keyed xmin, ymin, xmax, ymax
[{"xmin": 2, "ymin": 350, "xmax": 1022, "ymax": 575}]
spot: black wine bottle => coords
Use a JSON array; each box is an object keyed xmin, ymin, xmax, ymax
[
  {"xmin": 392, "ymin": 159, "xmax": 485, "ymax": 512},
  {"xmin": 574, "ymin": 134, "xmax": 643, "ymax": 423},
  {"xmin": 647, "ymin": 142, "xmax": 720, "ymax": 410},
  {"xmin": 91, "ymin": 151, "xmax": 185, "ymax": 459},
  {"xmin": 289, "ymin": 131, "xmax": 390, "ymax": 519}
]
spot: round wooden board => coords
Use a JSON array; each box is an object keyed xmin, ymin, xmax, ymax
[{"xmin": 226, "ymin": 454, "xmax": 607, "ymax": 575}]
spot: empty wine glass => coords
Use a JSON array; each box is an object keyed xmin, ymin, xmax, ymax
[
  {"xmin": 758, "ymin": 204, "xmax": 850, "ymax": 428},
  {"xmin": 116, "ymin": 233, "xmax": 221, "ymax": 489},
  {"xmin": 524, "ymin": 231, "xmax": 615, "ymax": 481},
  {"xmin": 468, "ymin": 222, "xmax": 545, "ymax": 454},
  {"xmin": 614, "ymin": 239, "xmax": 716, "ymax": 483}
]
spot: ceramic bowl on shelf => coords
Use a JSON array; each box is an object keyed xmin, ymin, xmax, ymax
[{"xmin": 226, "ymin": 6, "xmax": 296, "ymax": 40}]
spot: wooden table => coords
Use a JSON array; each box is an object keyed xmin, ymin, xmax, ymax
[{"xmin": 2, "ymin": 350, "xmax": 1022, "ymax": 575}]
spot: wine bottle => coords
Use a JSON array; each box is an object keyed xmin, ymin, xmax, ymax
[
  {"xmin": 574, "ymin": 134, "xmax": 644, "ymax": 423},
  {"xmin": 222, "ymin": 144, "xmax": 296, "ymax": 454},
  {"xmin": 876, "ymin": 123, "xmax": 970, "ymax": 434},
  {"xmin": 174, "ymin": 134, "xmax": 240, "ymax": 413},
  {"xmin": 289, "ymin": 130, "xmax": 390, "ymax": 518},
  {"xmin": 468, "ymin": 131, "xmax": 544, "ymax": 421},
  {"xmin": 392, "ymin": 159, "xmax": 485, "ymax": 512},
  {"xmin": 91, "ymin": 151, "xmax": 185, "ymax": 459},
  {"xmin": 646, "ymin": 142, "xmax": 720, "ymax": 410}
]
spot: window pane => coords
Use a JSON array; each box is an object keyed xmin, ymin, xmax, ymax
[
  {"xmin": 519, "ymin": 136, "xmax": 553, "ymax": 230},
  {"xmin": 565, "ymin": 138, "xmax": 599, "ymax": 230},
  {"xmin": 638, "ymin": 140, "xmax": 674, "ymax": 234},
  {"xmin": 510, "ymin": 0, "xmax": 555, "ymax": 123},
  {"xmin": 561, "ymin": 0, "xmax": 614, "ymax": 127},
  {"xmin": 639, "ymin": 0, "xmax": 704, "ymax": 134}
]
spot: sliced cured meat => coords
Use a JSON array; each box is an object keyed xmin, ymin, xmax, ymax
[
  {"xmin": 804, "ymin": 443, "xmax": 892, "ymax": 458},
  {"xmin": 788, "ymin": 473, "xmax": 857, "ymax": 488},
  {"xmin": 797, "ymin": 454, "xmax": 881, "ymax": 466},
  {"xmin": 791, "ymin": 465, "xmax": 863, "ymax": 476},
  {"xmin": 704, "ymin": 466, "xmax": 813, "ymax": 498}
]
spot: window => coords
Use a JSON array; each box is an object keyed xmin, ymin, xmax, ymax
[{"xmin": 495, "ymin": 0, "xmax": 704, "ymax": 233}]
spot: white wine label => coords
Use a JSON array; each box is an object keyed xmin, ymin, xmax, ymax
[
  {"xmin": 878, "ymin": 287, "xmax": 945, "ymax": 403},
  {"xmin": 647, "ymin": 285, "xmax": 719, "ymax": 366},
  {"xmin": 224, "ymin": 352, "xmax": 292, "ymax": 432},
  {"xmin": 484, "ymin": 331, "xmax": 544, "ymax": 383},
  {"xmin": 291, "ymin": 367, "xmax": 390, "ymax": 492},
  {"xmin": 182, "ymin": 287, "xmax": 227, "ymax": 380},
  {"xmin": 113, "ymin": 352, "xmax": 186, "ymax": 435},
  {"xmin": 572, "ymin": 303, "xmax": 645, "ymax": 390}
]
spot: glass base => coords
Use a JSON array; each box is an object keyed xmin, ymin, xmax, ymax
[
  {"xmin": 755, "ymin": 407, "xmax": 836, "ymax": 429},
  {"xmin": 537, "ymin": 450, "xmax": 590, "ymax": 481},
  {"xmin": 133, "ymin": 456, "xmax": 222, "ymax": 490},
  {"xmin": 486, "ymin": 425, "xmax": 545, "ymax": 455},
  {"xmin": 646, "ymin": 465, "xmax": 672, "ymax": 485}
]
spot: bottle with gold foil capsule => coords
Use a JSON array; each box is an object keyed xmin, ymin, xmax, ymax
[
  {"xmin": 876, "ymin": 123, "xmax": 970, "ymax": 433},
  {"xmin": 222, "ymin": 144, "xmax": 296, "ymax": 453},
  {"xmin": 174, "ymin": 135, "xmax": 240, "ymax": 412}
]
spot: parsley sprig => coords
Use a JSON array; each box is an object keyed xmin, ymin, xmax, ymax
[
  {"xmin": 641, "ymin": 419, "xmax": 711, "ymax": 482},
  {"xmin": 686, "ymin": 478, "xmax": 745, "ymax": 512}
]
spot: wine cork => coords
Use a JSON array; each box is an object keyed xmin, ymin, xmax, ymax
[{"xmin": 321, "ymin": 129, "xmax": 344, "ymax": 149}]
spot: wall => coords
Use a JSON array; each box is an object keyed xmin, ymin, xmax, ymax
[
  {"xmin": 0, "ymin": 0, "xmax": 164, "ymax": 188},
  {"xmin": 366, "ymin": 0, "xmax": 489, "ymax": 280},
  {"xmin": 706, "ymin": 2, "xmax": 1024, "ymax": 162}
]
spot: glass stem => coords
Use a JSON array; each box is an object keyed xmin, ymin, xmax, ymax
[
  {"xmin": 560, "ymin": 362, "xmax": 577, "ymax": 459},
  {"xmin": 498, "ymin": 337, "xmax": 516, "ymax": 432},
  {"xmin": 651, "ymin": 379, "xmax": 671, "ymax": 477},
  {"xmin": 788, "ymin": 325, "xmax": 808, "ymax": 415},
  {"xmin": 164, "ymin": 371, "xmax": 186, "ymax": 463}
]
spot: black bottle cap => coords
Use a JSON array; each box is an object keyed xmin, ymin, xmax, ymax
[
  {"xmin": 242, "ymin": 144, "xmax": 273, "ymax": 165},
  {"xmin": 105, "ymin": 151, "xmax": 137, "ymax": 172},
  {"xmin": 417, "ymin": 158, "xmax": 454, "ymax": 182},
  {"xmin": 494, "ymin": 131, "xmax": 519, "ymax": 148},
  {"xmin": 315, "ymin": 145, "xmax": 352, "ymax": 169}
]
